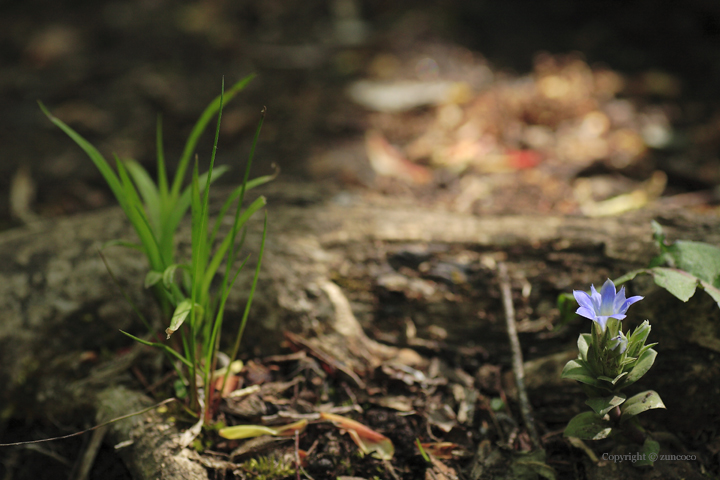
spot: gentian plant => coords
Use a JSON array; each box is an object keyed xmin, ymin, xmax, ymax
[
  {"xmin": 562, "ymin": 279, "xmax": 665, "ymax": 466},
  {"xmin": 40, "ymin": 76, "xmax": 274, "ymax": 424}
]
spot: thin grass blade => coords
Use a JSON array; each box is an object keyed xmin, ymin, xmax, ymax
[
  {"xmin": 39, "ymin": 102, "xmax": 125, "ymax": 207},
  {"xmin": 209, "ymin": 167, "xmax": 278, "ymax": 246},
  {"xmin": 101, "ymin": 239, "xmax": 144, "ymax": 252},
  {"xmin": 224, "ymin": 212, "xmax": 267, "ymax": 386},
  {"xmin": 162, "ymin": 165, "xmax": 229, "ymax": 263},
  {"xmin": 201, "ymin": 196, "xmax": 266, "ymax": 296},
  {"xmin": 124, "ymin": 159, "xmax": 161, "ymax": 233},
  {"xmin": 170, "ymin": 74, "xmax": 255, "ymax": 200},
  {"xmin": 205, "ymin": 254, "xmax": 250, "ymax": 383},
  {"xmin": 156, "ymin": 114, "xmax": 169, "ymax": 198},
  {"xmin": 119, "ymin": 330, "xmax": 193, "ymax": 369},
  {"xmin": 115, "ymin": 156, "xmax": 163, "ymax": 269}
]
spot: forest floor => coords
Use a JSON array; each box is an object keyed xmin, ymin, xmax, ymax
[{"xmin": 1, "ymin": 1, "xmax": 720, "ymax": 479}]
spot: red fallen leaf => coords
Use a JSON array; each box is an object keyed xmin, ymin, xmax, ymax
[
  {"xmin": 365, "ymin": 130, "xmax": 432, "ymax": 184},
  {"xmin": 297, "ymin": 449, "xmax": 308, "ymax": 467},
  {"xmin": 214, "ymin": 374, "xmax": 239, "ymax": 397},
  {"xmin": 320, "ymin": 412, "xmax": 395, "ymax": 460},
  {"xmin": 506, "ymin": 149, "xmax": 542, "ymax": 170}
]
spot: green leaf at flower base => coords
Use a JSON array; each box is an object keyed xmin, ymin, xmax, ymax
[
  {"xmin": 620, "ymin": 390, "xmax": 666, "ymax": 423},
  {"xmin": 597, "ymin": 372, "xmax": 628, "ymax": 386},
  {"xmin": 619, "ymin": 348, "xmax": 657, "ymax": 389},
  {"xmin": 581, "ymin": 384, "xmax": 609, "ymax": 399},
  {"xmin": 626, "ymin": 320, "xmax": 651, "ymax": 358},
  {"xmin": 585, "ymin": 393, "xmax": 626, "ymax": 416},
  {"xmin": 561, "ymin": 359, "xmax": 605, "ymax": 389},
  {"xmin": 577, "ymin": 334, "xmax": 592, "ymax": 362},
  {"xmin": 564, "ymin": 412, "xmax": 612, "ymax": 440},
  {"xmin": 635, "ymin": 438, "xmax": 661, "ymax": 467}
]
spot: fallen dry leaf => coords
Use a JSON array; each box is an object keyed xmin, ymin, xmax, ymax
[
  {"xmin": 320, "ymin": 412, "xmax": 395, "ymax": 460},
  {"xmin": 365, "ymin": 130, "xmax": 432, "ymax": 184},
  {"xmin": 218, "ymin": 419, "xmax": 307, "ymax": 440}
]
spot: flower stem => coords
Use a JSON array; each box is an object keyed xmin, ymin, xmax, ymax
[{"xmin": 609, "ymin": 406, "xmax": 646, "ymax": 444}]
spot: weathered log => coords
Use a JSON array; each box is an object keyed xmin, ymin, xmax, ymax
[
  {"xmin": 96, "ymin": 386, "xmax": 209, "ymax": 480},
  {"xmin": 1, "ymin": 181, "xmax": 719, "ymax": 478}
]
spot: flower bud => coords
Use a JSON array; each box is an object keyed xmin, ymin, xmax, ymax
[{"xmin": 627, "ymin": 320, "xmax": 651, "ymax": 357}]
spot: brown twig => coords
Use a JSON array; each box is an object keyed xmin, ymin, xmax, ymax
[
  {"xmin": 295, "ymin": 430, "xmax": 301, "ymax": 480},
  {"xmin": 71, "ymin": 425, "xmax": 108, "ymax": 480},
  {"xmin": 0, "ymin": 398, "xmax": 176, "ymax": 447},
  {"xmin": 498, "ymin": 262, "xmax": 541, "ymax": 449}
]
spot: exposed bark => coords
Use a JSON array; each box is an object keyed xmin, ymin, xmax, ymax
[
  {"xmin": 96, "ymin": 386, "xmax": 208, "ymax": 480},
  {"xmin": 1, "ymin": 181, "xmax": 719, "ymax": 477}
]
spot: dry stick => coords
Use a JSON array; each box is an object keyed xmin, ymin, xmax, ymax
[
  {"xmin": 498, "ymin": 262, "xmax": 541, "ymax": 449},
  {"xmin": 71, "ymin": 425, "xmax": 108, "ymax": 480},
  {"xmin": 0, "ymin": 398, "xmax": 176, "ymax": 447},
  {"xmin": 295, "ymin": 430, "xmax": 301, "ymax": 480}
]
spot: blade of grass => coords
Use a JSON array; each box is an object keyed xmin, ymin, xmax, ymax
[
  {"xmin": 170, "ymin": 74, "xmax": 255, "ymax": 201},
  {"xmin": 223, "ymin": 211, "xmax": 267, "ymax": 391},
  {"xmin": 202, "ymin": 104, "xmax": 267, "ymax": 308},
  {"xmin": 188, "ymin": 158, "xmax": 203, "ymax": 385},
  {"xmin": 101, "ymin": 239, "xmax": 144, "ymax": 252},
  {"xmin": 209, "ymin": 169, "xmax": 277, "ymax": 248},
  {"xmin": 161, "ymin": 165, "xmax": 229, "ymax": 266},
  {"xmin": 203, "ymin": 77, "xmax": 223, "ymax": 208},
  {"xmin": 192, "ymin": 78, "xmax": 225, "ymax": 311},
  {"xmin": 39, "ymin": 102, "xmax": 125, "ymax": 208},
  {"xmin": 156, "ymin": 114, "xmax": 169, "ymax": 199},
  {"xmin": 225, "ymin": 106, "xmax": 266, "ymax": 246},
  {"xmin": 119, "ymin": 330, "xmax": 193, "ymax": 369},
  {"xmin": 124, "ymin": 159, "xmax": 161, "ymax": 234},
  {"xmin": 204, "ymin": 253, "xmax": 250, "ymax": 404},
  {"xmin": 201, "ymin": 196, "xmax": 266, "ymax": 299},
  {"xmin": 200, "ymin": 226, "xmax": 248, "ymax": 361},
  {"xmin": 115, "ymin": 156, "xmax": 163, "ymax": 270},
  {"xmin": 206, "ymin": 106, "xmax": 267, "ymax": 331}
]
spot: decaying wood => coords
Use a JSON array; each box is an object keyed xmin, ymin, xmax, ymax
[
  {"xmin": 96, "ymin": 386, "xmax": 209, "ymax": 480},
  {"xmin": 1, "ymin": 181, "xmax": 719, "ymax": 477}
]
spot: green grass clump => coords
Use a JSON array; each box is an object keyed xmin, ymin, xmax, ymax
[
  {"xmin": 40, "ymin": 76, "xmax": 273, "ymax": 419},
  {"xmin": 240, "ymin": 454, "xmax": 296, "ymax": 480}
]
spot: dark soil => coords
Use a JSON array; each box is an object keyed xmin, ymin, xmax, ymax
[{"xmin": 2, "ymin": 1, "xmax": 720, "ymax": 479}]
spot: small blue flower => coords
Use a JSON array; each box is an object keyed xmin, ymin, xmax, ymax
[
  {"xmin": 608, "ymin": 331, "xmax": 628, "ymax": 354},
  {"xmin": 573, "ymin": 279, "xmax": 643, "ymax": 332}
]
